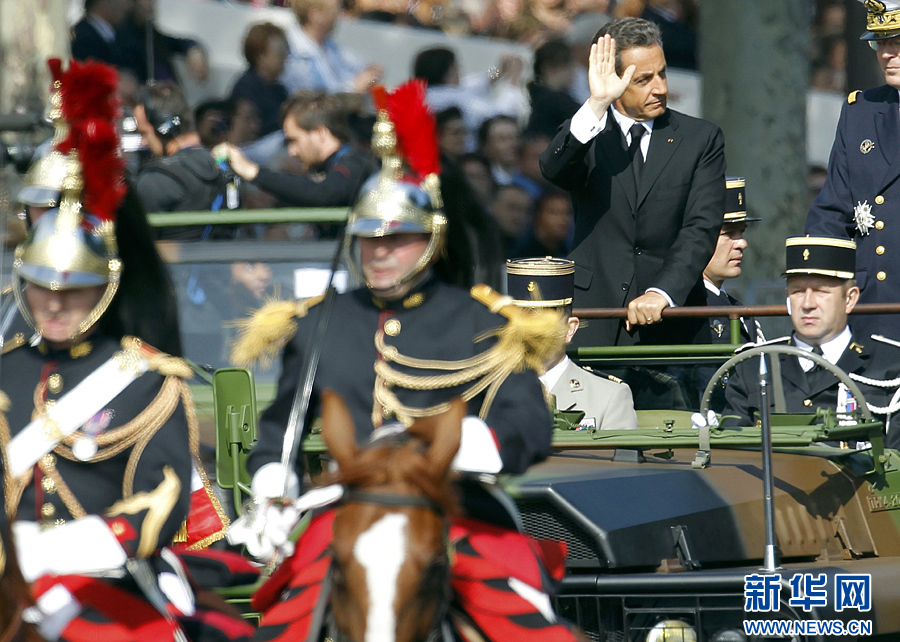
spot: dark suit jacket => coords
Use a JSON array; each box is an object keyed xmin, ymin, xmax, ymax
[
  {"xmin": 71, "ymin": 18, "xmax": 122, "ymax": 67},
  {"xmin": 806, "ymin": 85, "xmax": 900, "ymax": 338},
  {"xmin": 722, "ymin": 331, "xmax": 900, "ymax": 449},
  {"xmin": 540, "ymin": 107, "xmax": 726, "ymax": 347}
]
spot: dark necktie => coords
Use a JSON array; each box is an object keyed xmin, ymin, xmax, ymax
[{"xmin": 628, "ymin": 123, "xmax": 646, "ymax": 185}]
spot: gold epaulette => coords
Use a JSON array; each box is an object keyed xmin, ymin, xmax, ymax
[
  {"xmin": 230, "ymin": 294, "xmax": 326, "ymax": 368},
  {"xmin": 848, "ymin": 90, "xmax": 862, "ymax": 104},
  {"xmin": 470, "ymin": 284, "xmax": 566, "ymax": 374},
  {"xmin": 1, "ymin": 333, "xmax": 26, "ymax": 355},
  {"xmin": 120, "ymin": 336, "xmax": 193, "ymax": 378}
]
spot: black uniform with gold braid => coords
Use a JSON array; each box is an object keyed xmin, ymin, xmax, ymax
[
  {"xmin": 233, "ymin": 81, "xmax": 583, "ymax": 642},
  {"xmin": 0, "ymin": 60, "xmax": 249, "ymax": 642},
  {"xmin": 723, "ymin": 236, "xmax": 900, "ymax": 449}
]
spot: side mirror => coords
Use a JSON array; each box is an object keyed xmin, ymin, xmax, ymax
[{"xmin": 213, "ymin": 368, "xmax": 258, "ymax": 514}]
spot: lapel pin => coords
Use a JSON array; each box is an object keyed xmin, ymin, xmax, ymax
[
  {"xmin": 667, "ymin": 138, "xmax": 674, "ymax": 143},
  {"xmin": 860, "ymin": 139, "xmax": 875, "ymax": 154}
]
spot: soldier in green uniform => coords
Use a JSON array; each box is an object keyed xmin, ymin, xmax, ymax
[
  {"xmin": 723, "ymin": 236, "xmax": 900, "ymax": 449},
  {"xmin": 507, "ymin": 257, "xmax": 638, "ymax": 430}
]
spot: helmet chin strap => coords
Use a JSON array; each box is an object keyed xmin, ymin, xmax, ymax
[{"xmin": 368, "ymin": 267, "xmax": 433, "ymax": 301}]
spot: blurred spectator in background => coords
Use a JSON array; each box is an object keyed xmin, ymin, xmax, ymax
[
  {"xmin": 281, "ymin": 0, "xmax": 383, "ymax": 93},
  {"xmin": 491, "ymin": 183, "xmax": 533, "ymax": 254},
  {"xmin": 478, "ymin": 115, "xmax": 521, "ymax": 185},
  {"xmin": 214, "ymin": 91, "xmax": 375, "ymax": 207},
  {"xmin": 134, "ymin": 82, "xmax": 229, "ymax": 239},
  {"xmin": 71, "ymin": 0, "xmax": 130, "ymax": 68},
  {"xmin": 116, "ymin": 0, "xmax": 209, "ymax": 85},
  {"xmin": 641, "ymin": 0, "xmax": 697, "ymax": 69},
  {"xmin": 414, "ymin": 47, "xmax": 528, "ymax": 141},
  {"xmin": 529, "ymin": 0, "xmax": 572, "ymax": 36},
  {"xmin": 512, "ymin": 187, "xmax": 573, "ymax": 257},
  {"xmin": 513, "ymin": 133, "xmax": 551, "ymax": 198},
  {"xmin": 526, "ymin": 38, "xmax": 581, "ymax": 137},
  {"xmin": 812, "ymin": 34, "xmax": 847, "ymax": 92},
  {"xmin": 436, "ymin": 107, "xmax": 469, "ymax": 159},
  {"xmin": 566, "ymin": 12, "xmax": 613, "ymax": 102},
  {"xmin": 459, "ymin": 152, "xmax": 497, "ymax": 210},
  {"xmin": 230, "ymin": 22, "xmax": 290, "ymax": 137},
  {"xmin": 195, "ymin": 99, "xmax": 232, "ymax": 149},
  {"xmin": 227, "ymin": 98, "xmax": 263, "ymax": 145}
]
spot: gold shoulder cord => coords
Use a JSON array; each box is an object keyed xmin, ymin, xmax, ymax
[
  {"xmin": 0, "ymin": 343, "xmax": 229, "ymax": 541},
  {"xmin": 371, "ymin": 286, "xmax": 564, "ymax": 426}
]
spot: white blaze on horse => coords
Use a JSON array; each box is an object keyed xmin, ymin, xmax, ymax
[{"xmin": 320, "ymin": 391, "xmax": 464, "ymax": 642}]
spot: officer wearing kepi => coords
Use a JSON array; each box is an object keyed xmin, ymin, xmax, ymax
[
  {"xmin": 507, "ymin": 257, "xmax": 638, "ymax": 430},
  {"xmin": 806, "ymin": 0, "xmax": 900, "ymax": 337},
  {"xmin": 0, "ymin": 59, "xmax": 248, "ymax": 642},
  {"xmin": 230, "ymin": 80, "xmax": 584, "ymax": 642},
  {"xmin": 722, "ymin": 237, "xmax": 900, "ymax": 449}
]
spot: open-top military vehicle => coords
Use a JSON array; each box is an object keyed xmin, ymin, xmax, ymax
[{"xmin": 144, "ymin": 210, "xmax": 900, "ymax": 641}]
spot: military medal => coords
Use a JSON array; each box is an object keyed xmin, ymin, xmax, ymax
[
  {"xmin": 73, "ymin": 409, "xmax": 113, "ymax": 462},
  {"xmin": 854, "ymin": 200, "xmax": 875, "ymax": 236}
]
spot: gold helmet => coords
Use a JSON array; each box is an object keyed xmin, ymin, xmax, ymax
[
  {"xmin": 18, "ymin": 59, "xmax": 69, "ymax": 209},
  {"xmin": 13, "ymin": 59, "xmax": 126, "ymax": 341},
  {"xmin": 344, "ymin": 81, "xmax": 446, "ymax": 296}
]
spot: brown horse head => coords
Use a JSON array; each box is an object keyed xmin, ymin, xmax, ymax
[{"xmin": 320, "ymin": 391, "xmax": 465, "ymax": 642}]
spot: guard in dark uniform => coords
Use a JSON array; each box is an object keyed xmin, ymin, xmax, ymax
[
  {"xmin": 723, "ymin": 237, "xmax": 900, "ymax": 449},
  {"xmin": 506, "ymin": 257, "xmax": 638, "ymax": 430},
  {"xmin": 230, "ymin": 81, "xmax": 582, "ymax": 642},
  {"xmin": 805, "ymin": 0, "xmax": 900, "ymax": 338},
  {"xmin": 0, "ymin": 59, "xmax": 249, "ymax": 642},
  {"xmin": 693, "ymin": 178, "xmax": 764, "ymax": 410}
]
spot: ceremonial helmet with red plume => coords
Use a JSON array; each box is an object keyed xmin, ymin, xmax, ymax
[
  {"xmin": 19, "ymin": 58, "xmax": 69, "ymax": 209},
  {"xmin": 13, "ymin": 59, "xmax": 126, "ymax": 340},
  {"xmin": 345, "ymin": 80, "xmax": 447, "ymax": 295}
]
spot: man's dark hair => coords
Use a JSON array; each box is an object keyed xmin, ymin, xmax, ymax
[
  {"xmin": 140, "ymin": 81, "xmax": 195, "ymax": 136},
  {"xmin": 436, "ymin": 106, "xmax": 464, "ymax": 130},
  {"xmin": 243, "ymin": 22, "xmax": 287, "ymax": 68},
  {"xmin": 281, "ymin": 90, "xmax": 350, "ymax": 142},
  {"xmin": 535, "ymin": 187, "xmax": 570, "ymax": 218},
  {"xmin": 477, "ymin": 115, "xmax": 518, "ymax": 150},
  {"xmin": 413, "ymin": 47, "xmax": 457, "ymax": 86},
  {"xmin": 595, "ymin": 18, "xmax": 663, "ymax": 75},
  {"xmin": 459, "ymin": 152, "xmax": 492, "ymax": 175},
  {"xmin": 533, "ymin": 38, "xmax": 573, "ymax": 82}
]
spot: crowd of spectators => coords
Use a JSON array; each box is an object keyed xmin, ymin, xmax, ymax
[{"xmin": 59, "ymin": 0, "xmax": 853, "ymax": 367}]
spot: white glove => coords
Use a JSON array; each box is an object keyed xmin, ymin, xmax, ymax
[
  {"xmin": 691, "ymin": 410, "xmax": 719, "ymax": 430},
  {"xmin": 250, "ymin": 462, "xmax": 300, "ymax": 500},
  {"xmin": 22, "ymin": 584, "xmax": 82, "ymax": 641},
  {"xmin": 451, "ymin": 416, "xmax": 503, "ymax": 474},
  {"xmin": 14, "ymin": 516, "xmax": 128, "ymax": 582},
  {"xmin": 227, "ymin": 499, "xmax": 300, "ymax": 562},
  {"xmin": 228, "ymin": 463, "xmax": 303, "ymax": 561}
]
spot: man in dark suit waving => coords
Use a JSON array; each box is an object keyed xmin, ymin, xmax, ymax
[{"xmin": 540, "ymin": 17, "xmax": 726, "ymax": 348}]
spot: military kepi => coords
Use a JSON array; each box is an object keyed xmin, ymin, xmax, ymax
[
  {"xmin": 860, "ymin": 0, "xmax": 900, "ymax": 40},
  {"xmin": 784, "ymin": 236, "xmax": 856, "ymax": 280},
  {"xmin": 507, "ymin": 257, "xmax": 574, "ymax": 307},
  {"xmin": 723, "ymin": 177, "xmax": 759, "ymax": 223}
]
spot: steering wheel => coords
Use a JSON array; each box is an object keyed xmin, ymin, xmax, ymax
[{"xmin": 699, "ymin": 344, "xmax": 874, "ymax": 421}]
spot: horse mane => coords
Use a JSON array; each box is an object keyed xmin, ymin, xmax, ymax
[{"xmin": 319, "ymin": 439, "xmax": 460, "ymax": 516}]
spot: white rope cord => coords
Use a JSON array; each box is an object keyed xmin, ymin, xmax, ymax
[
  {"xmin": 862, "ymin": 385, "xmax": 900, "ymax": 416},
  {"xmin": 848, "ymin": 372, "xmax": 900, "ymax": 388}
]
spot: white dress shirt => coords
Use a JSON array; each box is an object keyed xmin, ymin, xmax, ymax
[{"xmin": 793, "ymin": 326, "xmax": 852, "ymax": 372}]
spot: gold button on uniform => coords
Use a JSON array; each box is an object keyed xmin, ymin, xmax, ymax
[
  {"xmin": 803, "ymin": 399, "xmax": 813, "ymax": 407},
  {"xmin": 47, "ymin": 373, "xmax": 63, "ymax": 394},
  {"xmin": 875, "ymin": 195, "xmax": 885, "ymax": 204},
  {"xmin": 41, "ymin": 503, "xmax": 56, "ymax": 518},
  {"xmin": 876, "ymin": 220, "xmax": 885, "ymax": 230},
  {"xmin": 384, "ymin": 319, "xmax": 401, "ymax": 336},
  {"xmin": 876, "ymin": 245, "xmax": 886, "ymax": 255},
  {"xmin": 877, "ymin": 271, "xmax": 887, "ymax": 281},
  {"xmin": 41, "ymin": 477, "xmax": 57, "ymax": 494},
  {"xmin": 40, "ymin": 453, "xmax": 56, "ymax": 470}
]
